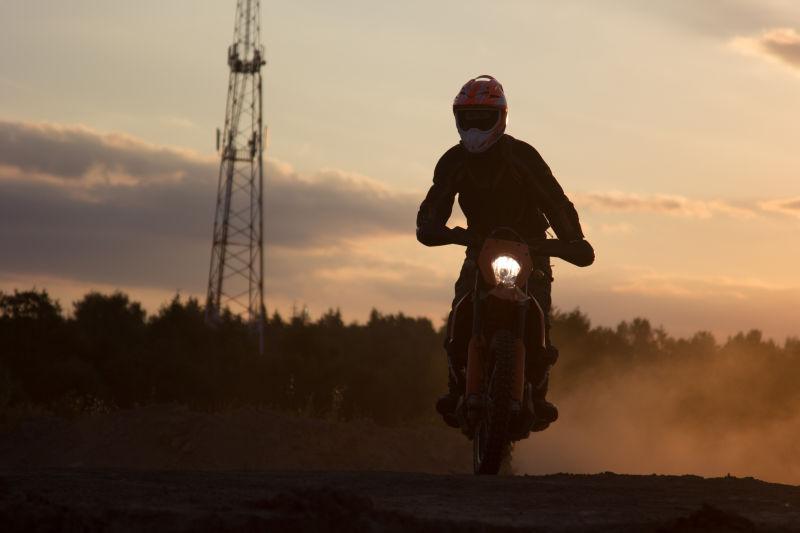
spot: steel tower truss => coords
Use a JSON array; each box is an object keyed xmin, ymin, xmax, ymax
[{"xmin": 206, "ymin": 0, "xmax": 266, "ymax": 347}]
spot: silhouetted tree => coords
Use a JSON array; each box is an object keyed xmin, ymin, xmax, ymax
[{"xmin": 1, "ymin": 288, "xmax": 798, "ymax": 428}]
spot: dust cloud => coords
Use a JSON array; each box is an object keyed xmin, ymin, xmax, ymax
[{"xmin": 516, "ymin": 346, "xmax": 800, "ymax": 485}]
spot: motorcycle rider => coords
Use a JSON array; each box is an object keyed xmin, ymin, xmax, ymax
[{"xmin": 416, "ymin": 75, "xmax": 594, "ymax": 430}]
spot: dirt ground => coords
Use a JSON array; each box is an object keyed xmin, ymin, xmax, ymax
[
  {"xmin": 2, "ymin": 470, "xmax": 800, "ymax": 532},
  {"xmin": 0, "ymin": 405, "xmax": 472, "ymax": 473},
  {"xmin": 1, "ymin": 407, "xmax": 799, "ymax": 532}
]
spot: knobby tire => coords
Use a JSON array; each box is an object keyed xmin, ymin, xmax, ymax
[{"xmin": 474, "ymin": 330, "xmax": 515, "ymax": 475}]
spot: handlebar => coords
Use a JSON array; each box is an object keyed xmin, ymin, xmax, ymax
[{"xmin": 428, "ymin": 226, "xmax": 593, "ymax": 267}]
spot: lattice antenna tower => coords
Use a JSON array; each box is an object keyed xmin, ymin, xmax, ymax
[{"xmin": 206, "ymin": 0, "xmax": 266, "ymax": 350}]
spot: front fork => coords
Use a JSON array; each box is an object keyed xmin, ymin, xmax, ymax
[{"xmin": 465, "ymin": 287, "xmax": 531, "ymax": 402}]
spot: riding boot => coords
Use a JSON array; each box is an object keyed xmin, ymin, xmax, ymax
[
  {"xmin": 435, "ymin": 349, "xmax": 463, "ymax": 428},
  {"xmin": 527, "ymin": 345, "xmax": 559, "ymax": 430}
]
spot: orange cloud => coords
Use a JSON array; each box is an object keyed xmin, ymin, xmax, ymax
[
  {"xmin": 610, "ymin": 271, "xmax": 792, "ymax": 301},
  {"xmin": 574, "ymin": 192, "xmax": 756, "ymax": 220},
  {"xmin": 759, "ymin": 196, "xmax": 800, "ymax": 218}
]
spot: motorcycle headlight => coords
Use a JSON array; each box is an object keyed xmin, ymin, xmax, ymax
[{"xmin": 491, "ymin": 255, "xmax": 521, "ymax": 288}]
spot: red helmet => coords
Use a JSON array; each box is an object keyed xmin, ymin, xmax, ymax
[{"xmin": 452, "ymin": 75, "xmax": 508, "ymax": 153}]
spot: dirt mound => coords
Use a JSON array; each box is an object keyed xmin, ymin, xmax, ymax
[
  {"xmin": 243, "ymin": 488, "xmax": 523, "ymax": 532},
  {"xmin": 0, "ymin": 406, "xmax": 471, "ymax": 473},
  {"xmin": 658, "ymin": 504, "xmax": 757, "ymax": 533}
]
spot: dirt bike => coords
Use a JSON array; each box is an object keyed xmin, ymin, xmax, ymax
[{"xmin": 446, "ymin": 227, "xmax": 566, "ymax": 475}]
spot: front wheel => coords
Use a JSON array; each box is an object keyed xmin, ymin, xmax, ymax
[{"xmin": 473, "ymin": 330, "xmax": 515, "ymax": 475}]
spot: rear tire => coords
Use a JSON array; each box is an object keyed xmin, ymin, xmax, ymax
[{"xmin": 473, "ymin": 330, "xmax": 515, "ymax": 475}]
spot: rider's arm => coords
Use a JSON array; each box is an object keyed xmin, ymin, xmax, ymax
[
  {"xmin": 513, "ymin": 140, "xmax": 595, "ymax": 267},
  {"xmin": 416, "ymin": 177, "xmax": 455, "ymax": 246},
  {"xmin": 416, "ymin": 148, "xmax": 473, "ymax": 246},
  {"xmin": 542, "ymin": 201, "xmax": 595, "ymax": 267}
]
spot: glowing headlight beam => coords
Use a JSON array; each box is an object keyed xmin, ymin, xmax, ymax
[{"xmin": 491, "ymin": 255, "xmax": 521, "ymax": 288}]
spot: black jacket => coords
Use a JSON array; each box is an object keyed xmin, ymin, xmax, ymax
[{"xmin": 416, "ymin": 134, "xmax": 593, "ymax": 266}]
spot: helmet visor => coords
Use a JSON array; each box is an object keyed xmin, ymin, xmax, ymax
[{"xmin": 455, "ymin": 108, "xmax": 500, "ymax": 132}]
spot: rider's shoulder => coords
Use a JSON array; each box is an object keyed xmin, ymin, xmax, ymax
[
  {"xmin": 437, "ymin": 143, "xmax": 465, "ymax": 164},
  {"xmin": 433, "ymin": 143, "xmax": 465, "ymax": 180},
  {"xmin": 505, "ymin": 135, "xmax": 546, "ymax": 165}
]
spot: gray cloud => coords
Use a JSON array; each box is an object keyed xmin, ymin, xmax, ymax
[
  {"xmin": 761, "ymin": 31, "xmax": 800, "ymax": 67},
  {"xmin": 267, "ymin": 169, "xmax": 416, "ymax": 247},
  {"xmin": 0, "ymin": 120, "xmax": 418, "ymax": 291},
  {"xmin": 0, "ymin": 120, "xmax": 210, "ymax": 184},
  {"xmin": 733, "ymin": 28, "xmax": 800, "ymax": 70}
]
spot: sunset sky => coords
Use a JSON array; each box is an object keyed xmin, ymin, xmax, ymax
[{"xmin": 2, "ymin": 0, "xmax": 800, "ymax": 340}]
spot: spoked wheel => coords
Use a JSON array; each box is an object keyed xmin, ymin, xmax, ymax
[{"xmin": 473, "ymin": 330, "xmax": 515, "ymax": 475}]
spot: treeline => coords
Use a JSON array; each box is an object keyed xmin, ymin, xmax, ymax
[
  {"xmin": 0, "ymin": 290, "xmax": 443, "ymax": 424},
  {"xmin": 1, "ymin": 289, "xmax": 799, "ymax": 426}
]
